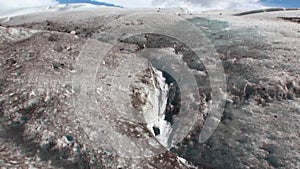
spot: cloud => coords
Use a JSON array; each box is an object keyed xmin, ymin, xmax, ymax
[
  {"xmin": 0, "ymin": 0, "xmax": 58, "ymax": 14},
  {"xmin": 99, "ymin": 0, "xmax": 267, "ymax": 10},
  {"xmin": 151, "ymin": 0, "xmax": 267, "ymax": 10}
]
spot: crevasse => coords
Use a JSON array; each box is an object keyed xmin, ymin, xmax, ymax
[{"xmin": 151, "ymin": 67, "xmax": 173, "ymax": 149}]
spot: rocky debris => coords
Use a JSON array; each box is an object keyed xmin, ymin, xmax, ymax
[
  {"xmin": 0, "ymin": 18, "xmax": 186, "ymax": 168},
  {"xmin": 279, "ymin": 17, "xmax": 300, "ymax": 24},
  {"xmin": 171, "ymin": 10, "xmax": 300, "ymax": 169},
  {"xmin": 0, "ymin": 6, "xmax": 300, "ymax": 169},
  {"xmin": 0, "ymin": 26, "xmax": 93, "ymax": 169}
]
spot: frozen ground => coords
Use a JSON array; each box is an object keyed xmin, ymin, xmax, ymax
[{"xmin": 0, "ymin": 4, "xmax": 299, "ymax": 169}]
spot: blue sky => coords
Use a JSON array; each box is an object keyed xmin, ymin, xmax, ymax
[{"xmin": 260, "ymin": 0, "xmax": 299, "ymax": 8}]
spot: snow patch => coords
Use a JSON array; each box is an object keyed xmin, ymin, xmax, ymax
[{"xmin": 177, "ymin": 156, "xmax": 198, "ymax": 168}]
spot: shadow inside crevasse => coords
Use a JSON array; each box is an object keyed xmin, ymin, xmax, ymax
[{"xmin": 160, "ymin": 70, "xmax": 181, "ymax": 125}]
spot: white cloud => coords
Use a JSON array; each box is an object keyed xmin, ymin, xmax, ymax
[
  {"xmin": 152, "ymin": 0, "xmax": 266, "ymax": 10},
  {"xmin": 98, "ymin": 0, "xmax": 267, "ymax": 10},
  {"xmin": 0, "ymin": 0, "xmax": 58, "ymax": 14}
]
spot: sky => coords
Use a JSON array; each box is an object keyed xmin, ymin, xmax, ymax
[
  {"xmin": 260, "ymin": 0, "xmax": 300, "ymax": 8},
  {"xmin": 0, "ymin": 0, "xmax": 299, "ymax": 14}
]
